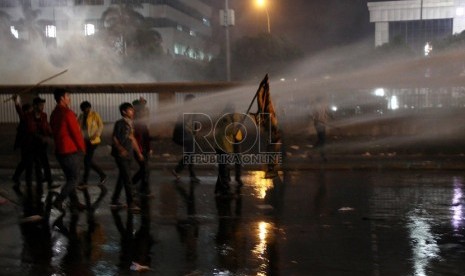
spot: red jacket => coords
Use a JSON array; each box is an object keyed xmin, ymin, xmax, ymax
[
  {"xmin": 14, "ymin": 104, "xmax": 52, "ymax": 149},
  {"xmin": 50, "ymin": 105, "xmax": 85, "ymax": 155}
]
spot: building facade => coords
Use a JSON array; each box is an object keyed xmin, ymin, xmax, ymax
[
  {"xmin": 0, "ymin": 0, "xmax": 214, "ymax": 61},
  {"xmin": 367, "ymin": 0, "xmax": 465, "ymax": 52}
]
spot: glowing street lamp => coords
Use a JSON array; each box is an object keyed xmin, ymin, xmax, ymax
[{"xmin": 255, "ymin": 0, "xmax": 271, "ymax": 33}]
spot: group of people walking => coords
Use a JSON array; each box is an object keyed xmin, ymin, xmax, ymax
[
  {"xmin": 10, "ymin": 88, "xmax": 331, "ymax": 217},
  {"xmin": 11, "ymin": 88, "xmax": 151, "ymax": 215}
]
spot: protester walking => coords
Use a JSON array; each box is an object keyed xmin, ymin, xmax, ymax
[
  {"xmin": 214, "ymin": 104, "xmax": 238, "ymax": 196},
  {"xmin": 312, "ymin": 96, "xmax": 331, "ymax": 161},
  {"xmin": 11, "ymin": 97, "xmax": 32, "ymax": 191},
  {"xmin": 50, "ymin": 88, "xmax": 86, "ymax": 214},
  {"xmin": 14, "ymin": 95, "xmax": 56, "ymax": 193},
  {"xmin": 132, "ymin": 99, "xmax": 152, "ymax": 197},
  {"xmin": 110, "ymin": 102, "xmax": 144, "ymax": 211},
  {"xmin": 172, "ymin": 94, "xmax": 200, "ymax": 183},
  {"xmin": 30, "ymin": 96, "xmax": 55, "ymax": 190},
  {"xmin": 78, "ymin": 101, "xmax": 107, "ymax": 186}
]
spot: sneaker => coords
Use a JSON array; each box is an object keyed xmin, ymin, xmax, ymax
[
  {"xmin": 99, "ymin": 175, "xmax": 108, "ymax": 185},
  {"xmin": 76, "ymin": 183, "xmax": 88, "ymax": 191},
  {"xmin": 128, "ymin": 203, "xmax": 141, "ymax": 212},
  {"xmin": 171, "ymin": 169, "xmax": 181, "ymax": 181},
  {"xmin": 110, "ymin": 201, "xmax": 126, "ymax": 209}
]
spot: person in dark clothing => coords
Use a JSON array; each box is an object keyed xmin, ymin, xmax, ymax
[
  {"xmin": 78, "ymin": 101, "xmax": 106, "ymax": 186},
  {"xmin": 15, "ymin": 95, "xmax": 55, "ymax": 192},
  {"xmin": 29, "ymin": 96, "xmax": 55, "ymax": 190},
  {"xmin": 111, "ymin": 102, "xmax": 144, "ymax": 211},
  {"xmin": 132, "ymin": 100, "xmax": 152, "ymax": 196},
  {"xmin": 311, "ymin": 97, "xmax": 331, "ymax": 162},
  {"xmin": 215, "ymin": 104, "xmax": 243, "ymax": 196},
  {"xmin": 50, "ymin": 88, "xmax": 86, "ymax": 214},
  {"xmin": 172, "ymin": 94, "xmax": 200, "ymax": 183},
  {"xmin": 11, "ymin": 99, "xmax": 32, "ymax": 191}
]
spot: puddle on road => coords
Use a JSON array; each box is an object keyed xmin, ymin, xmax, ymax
[{"xmin": 0, "ymin": 170, "xmax": 464, "ymax": 275}]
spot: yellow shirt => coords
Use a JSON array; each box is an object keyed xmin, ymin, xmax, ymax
[{"xmin": 78, "ymin": 110, "xmax": 104, "ymax": 145}]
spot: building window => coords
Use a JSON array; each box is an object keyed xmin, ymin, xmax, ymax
[
  {"xmin": 389, "ymin": 19, "xmax": 452, "ymax": 53},
  {"xmin": 84, "ymin": 23, "xmax": 95, "ymax": 36},
  {"xmin": 39, "ymin": 0, "xmax": 67, "ymax": 7},
  {"xmin": 0, "ymin": 0, "xmax": 31, "ymax": 7},
  {"xmin": 75, "ymin": 0, "xmax": 103, "ymax": 4},
  {"xmin": 45, "ymin": 25, "xmax": 56, "ymax": 38}
]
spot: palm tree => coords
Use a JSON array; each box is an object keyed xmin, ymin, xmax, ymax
[
  {"xmin": 17, "ymin": 4, "xmax": 43, "ymax": 42},
  {"xmin": 101, "ymin": 3, "xmax": 162, "ymax": 57}
]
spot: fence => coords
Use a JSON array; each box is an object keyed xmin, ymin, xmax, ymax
[{"xmin": 0, "ymin": 82, "xmax": 237, "ymax": 123}]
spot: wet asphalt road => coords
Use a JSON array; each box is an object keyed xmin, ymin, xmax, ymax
[{"xmin": 1, "ymin": 168, "xmax": 465, "ymax": 276}]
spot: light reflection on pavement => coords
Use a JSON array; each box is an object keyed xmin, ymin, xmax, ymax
[{"xmin": 0, "ymin": 169, "xmax": 464, "ymax": 275}]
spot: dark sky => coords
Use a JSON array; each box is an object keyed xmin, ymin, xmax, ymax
[{"xmin": 216, "ymin": 0, "xmax": 373, "ymax": 53}]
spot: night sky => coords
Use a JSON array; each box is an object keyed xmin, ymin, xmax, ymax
[{"xmin": 217, "ymin": 0, "xmax": 374, "ymax": 53}]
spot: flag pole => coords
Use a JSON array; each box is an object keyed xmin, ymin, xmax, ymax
[
  {"xmin": 3, "ymin": 69, "xmax": 68, "ymax": 103},
  {"xmin": 244, "ymin": 74, "xmax": 268, "ymax": 116},
  {"xmin": 233, "ymin": 74, "xmax": 268, "ymax": 139}
]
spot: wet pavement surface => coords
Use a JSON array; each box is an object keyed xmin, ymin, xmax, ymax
[{"xmin": 1, "ymin": 168, "xmax": 465, "ymax": 276}]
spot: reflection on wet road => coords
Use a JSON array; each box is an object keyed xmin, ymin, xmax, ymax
[{"xmin": 1, "ymin": 170, "xmax": 465, "ymax": 275}]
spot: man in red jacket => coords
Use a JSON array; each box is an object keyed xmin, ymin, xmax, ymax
[{"xmin": 50, "ymin": 88, "xmax": 86, "ymax": 213}]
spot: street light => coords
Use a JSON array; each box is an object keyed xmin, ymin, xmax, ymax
[
  {"xmin": 255, "ymin": 0, "xmax": 271, "ymax": 33},
  {"xmin": 220, "ymin": 0, "xmax": 235, "ymax": 81}
]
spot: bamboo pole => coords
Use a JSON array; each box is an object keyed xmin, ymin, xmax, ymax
[{"xmin": 3, "ymin": 69, "xmax": 68, "ymax": 103}]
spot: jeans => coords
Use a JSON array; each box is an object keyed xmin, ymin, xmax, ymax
[
  {"xmin": 215, "ymin": 148, "xmax": 230, "ymax": 194},
  {"xmin": 132, "ymin": 153, "xmax": 150, "ymax": 194},
  {"xmin": 38, "ymin": 145, "xmax": 52, "ymax": 185},
  {"xmin": 82, "ymin": 140, "xmax": 106, "ymax": 183},
  {"xmin": 112, "ymin": 156, "xmax": 135, "ymax": 205},
  {"xmin": 174, "ymin": 137, "xmax": 196, "ymax": 177},
  {"xmin": 23, "ymin": 148, "xmax": 44, "ymax": 190},
  {"xmin": 56, "ymin": 152, "xmax": 81, "ymax": 206}
]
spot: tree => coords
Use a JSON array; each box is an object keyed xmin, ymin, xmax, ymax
[
  {"xmin": 100, "ymin": 4, "xmax": 163, "ymax": 59},
  {"xmin": 99, "ymin": 3, "xmax": 166, "ymax": 80},
  {"xmin": 434, "ymin": 30, "xmax": 465, "ymax": 51},
  {"xmin": 17, "ymin": 4, "xmax": 43, "ymax": 43}
]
